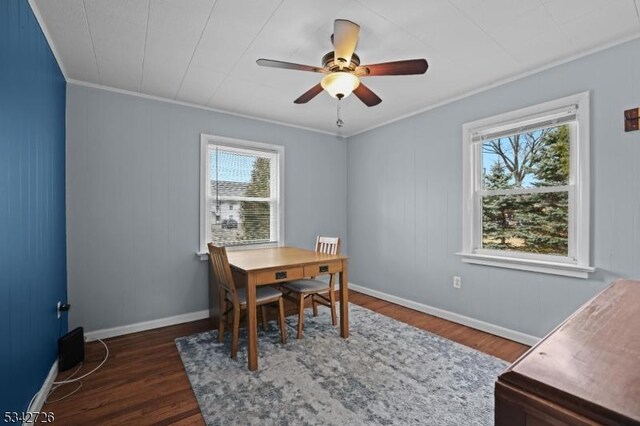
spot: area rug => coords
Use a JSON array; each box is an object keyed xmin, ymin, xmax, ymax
[{"xmin": 175, "ymin": 304, "xmax": 506, "ymax": 425}]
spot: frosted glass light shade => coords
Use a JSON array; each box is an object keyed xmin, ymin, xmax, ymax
[{"xmin": 321, "ymin": 72, "xmax": 360, "ymax": 100}]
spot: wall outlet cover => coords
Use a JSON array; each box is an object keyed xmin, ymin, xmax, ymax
[{"xmin": 453, "ymin": 276, "xmax": 462, "ymax": 289}]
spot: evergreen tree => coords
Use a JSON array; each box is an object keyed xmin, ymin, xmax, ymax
[
  {"xmin": 482, "ymin": 161, "xmax": 517, "ymax": 250},
  {"xmin": 523, "ymin": 125, "xmax": 570, "ymax": 254},
  {"xmin": 533, "ymin": 125, "xmax": 570, "ymax": 186},
  {"xmin": 481, "ymin": 125, "xmax": 570, "ymax": 255},
  {"xmin": 240, "ymin": 157, "xmax": 271, "ymax": 242}
]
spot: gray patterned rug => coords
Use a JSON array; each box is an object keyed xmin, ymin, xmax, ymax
[{"xmin": 175, "ymin": 304, "xmax": 506, "ymax": 426}]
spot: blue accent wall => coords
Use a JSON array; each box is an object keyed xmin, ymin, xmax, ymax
[{"xmin": 0, "ymin": 0, "xmax": 67, "ymax": 413}]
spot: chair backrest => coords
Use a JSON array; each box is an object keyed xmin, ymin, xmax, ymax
[
  {"xmin": 208, "ymin": 243, "xmax": 238, "ymax": 304},
  {"xmin": 315, "ymin": 236, "xmax": 340, "ymax": 255}
]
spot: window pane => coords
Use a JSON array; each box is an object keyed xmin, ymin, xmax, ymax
[
  {"xmin": 482, "ymin": 192, "xmax": 569, "ymax": 256},
  {"xmin": 238, "ymin": 201, "xmax": 272, "ymax": 245},
  {"xmin": 208, "ymin": 146, "xmax": 277, "ymax": 247},
  {"xmin": 209, "ymin": 200, "xmax": 273, "ymax": 246},
  {"xmin": 482, "ymin": 124, "xmax": 570, "ymax": 190},
  {"xmin": 209, "ymin": 149, "xmax": 271, "ymax": 198}
]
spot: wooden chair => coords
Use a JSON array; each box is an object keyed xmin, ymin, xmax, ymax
[
  {"xmin": 281, "ymin": 236, "xmax": 340, "ymax": 339},
  {"xmin": 208, "ymin": 243, "xmax": 287, "ymax": 360}
]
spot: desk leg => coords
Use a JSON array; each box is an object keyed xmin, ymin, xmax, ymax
[
  {"xmin": 339, "ymin": 259, "xmax": 349, "ymax": 338},
  {"xmin": 247, "ymin": 272, "xmax": 258, "ymax": 371}
]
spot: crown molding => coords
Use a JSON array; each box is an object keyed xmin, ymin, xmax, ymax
[
  {"xmin": 346, "ymin": 31, "xmax": 640, "ymax": 138},
  {"xmin": 67, "ymin": 79, "xmax": 345, "ymax": 138},
  {"xmin": 27, "ymin": 0, "xmax": 640, "ymax": 140}
]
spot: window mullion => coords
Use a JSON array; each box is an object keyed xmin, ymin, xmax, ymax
[
  {"xmin": 481, "ymin": 185, "xmax": 572, "ymax": 197},
  {"xmin": 214, "ymin": 196, "xmax": 274, "ymax": 203}
]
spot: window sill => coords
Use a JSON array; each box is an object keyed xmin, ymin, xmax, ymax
[
  {"xmin": 456, "ymin": 252, "xmax": 595, "ymax": 279},
  {"xmin": 197, "ymin": 242, "xmax": 281, "ymax": 261}
]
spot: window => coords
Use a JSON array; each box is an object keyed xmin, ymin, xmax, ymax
[
  {"xmin": 199, "ymin": 135, "xmax": 284, "ymax": 253},
  {"xmin": 459, "ymin": 92, "xmax": 594, "ymax": 278}
]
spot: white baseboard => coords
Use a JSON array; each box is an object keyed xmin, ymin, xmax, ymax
[
  {"xmin": 25, "ymin": 360, "xmax": 58, "ymax": 425},
  {"xmin": 23, "ymin": 309, "xmax": 208, "ymax": 422},
  {"xmin": 349, "ymin": 283, "xmax": 540, "ymax": 346},
  {"xmin": 84, "ymin": 309, "xmax": 210, "ymax": 341}
]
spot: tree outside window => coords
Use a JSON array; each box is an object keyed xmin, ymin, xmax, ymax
[{"xmin": 481, "ymin": 125, "xmax": 569, "ymax": 256}]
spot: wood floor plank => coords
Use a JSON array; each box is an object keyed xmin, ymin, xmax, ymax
[{"xmin": 43, "ymin": 290, "xmax": 529, "ymax": 424}]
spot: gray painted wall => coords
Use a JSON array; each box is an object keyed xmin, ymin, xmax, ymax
[
  {"xmin": 68, "ymin": 38, "xmax": 640, "ymax": 338},
  {"xmin": 66, "ymin": 84, "xmax": 347, "ymax": 331},
  {"xmin": 347, "ymin": 38, "xmax": 640, "ymax": 339}
]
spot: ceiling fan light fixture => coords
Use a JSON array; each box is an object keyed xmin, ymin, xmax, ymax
[{"xmin": 321, "ymin": 72, "xmax": 360, "ymax": 100}]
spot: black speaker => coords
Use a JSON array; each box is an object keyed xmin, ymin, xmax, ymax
[{"xmin": 58, "ymin": 327, "xmax": 85, "ymax": 371}]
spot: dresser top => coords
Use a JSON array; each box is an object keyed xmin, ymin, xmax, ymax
[{"xmin": 500, "ymin": 279, "xmax": 640, "ymax": 424}]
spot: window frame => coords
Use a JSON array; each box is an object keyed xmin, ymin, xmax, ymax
[
  {"xmin": 458, "ymin": 92, "xmax": 594, "ymax": 278},
  {"xmin": 198, "ymin": 134, "xmax": 285, "ymax": 257}
]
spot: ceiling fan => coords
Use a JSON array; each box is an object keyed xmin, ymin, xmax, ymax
[{"xmin": 256, "ymin": 19, "xmax": 428, "ymax": 107}]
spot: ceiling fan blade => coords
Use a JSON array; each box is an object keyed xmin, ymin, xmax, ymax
[
  {"xmin": 357, "ymin": 59, "xmax": 428, "ymax": 76},
  {"xmin": 256, "ymin": 59, "xmax": 326, "ymax": 73},
  {"xmin": 333, "ymin": 19, "xmax": 360, "ymax": 66},
  {"xmin": 353, "ymin": 83, "xmax": 382, "ymax": 107},
  {"xmin": 294, "ymin": 83, "xmax": 324, "ymax": 104}
]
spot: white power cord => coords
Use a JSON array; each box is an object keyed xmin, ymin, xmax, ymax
[
  {"xmin": 28, "ymin": 338, "xmax": 109, "ymax": 408},
  {"xmin": 52, "ymin": 339, "xmax": 109, "ymax": 385},
  {"xmin": 45, "ymin": 363, "xmax": 83, "ymax": 404}
]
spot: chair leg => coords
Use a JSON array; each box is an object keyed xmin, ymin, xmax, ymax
[
  {"xmin": 260, "ymin": 305, "xmax": 267, "ymax": 331},
  {"xmin": 329, "ymin": 289, "xmax": 337, "ymax": 326},
  {"xmin": 312, "ymin": 295, "xmax": 318, "ymax": 317},
  {"xmin": 231, "ymin": 305, "xmax": 240, "ymax": 360},
  {"xmin": 297, "ymin": 294, "xmax": 305, "ymax": 339},
  {"xmin": 278, "ymin": 298, "xmax": 287, "ymax": 344},
  {"xmin": 218, "ymin": 296, "xmax": 226, "ymax": 343}
]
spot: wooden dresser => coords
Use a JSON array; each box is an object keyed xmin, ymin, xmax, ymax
[{"xmin": 495, "ymin": 279, "xmax": 640, "ymax": 426}]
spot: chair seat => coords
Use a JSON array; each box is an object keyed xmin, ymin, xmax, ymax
[
  {"xmin": 229, "ymin": 286, "xmax": 282, "ymax": 306},
  {"xmin": 282, "ymin": 279, "xmax": 329, "ymax": 293}
]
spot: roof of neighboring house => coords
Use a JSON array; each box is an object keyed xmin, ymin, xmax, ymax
[{"xmin": 210, "ymin": 180, "xmax": 249, "ymax": 197}]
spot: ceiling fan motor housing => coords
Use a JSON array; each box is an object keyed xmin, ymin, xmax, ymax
[{"xmin": 322, "ymin": 51, "xmax": 360, "ymax": 72}]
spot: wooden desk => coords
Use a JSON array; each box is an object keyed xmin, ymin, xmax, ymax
[
  {"xmin": 495, "ymin": 279, "xmax": 640, "ymax": 425},
  {"xmin": 226, "ymin": 246, "xmax": 349, "ymax": 371}
]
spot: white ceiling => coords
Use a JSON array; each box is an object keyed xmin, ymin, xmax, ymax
[{"xmin": 33, "ymin": 0, "xmax": 640, "ymax": 136}]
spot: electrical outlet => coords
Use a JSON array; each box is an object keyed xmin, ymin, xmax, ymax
[
  {"xmin": 57, "ymin": 301, "xmax": 62, "ymax": 319},
  {"xmin": 453, "ymin": 276, "xmax": 461, "ymax": 289}
]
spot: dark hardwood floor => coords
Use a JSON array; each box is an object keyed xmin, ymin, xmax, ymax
[{"xmin": 43, "ymin": 290, "xmax": 529, "ymax": 425}]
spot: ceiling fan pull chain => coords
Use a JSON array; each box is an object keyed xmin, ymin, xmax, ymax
[{"xmin": 336, "ymin": 100, "xmax": 344, "ymax": 128}]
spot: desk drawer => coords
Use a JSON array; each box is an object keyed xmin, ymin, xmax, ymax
[
  {"xmin": 304, "ymin": 261, "xmax": 342, "ymax": 277},
  {"xmin": 256, "ymin": 266, "xmax": 304, "ymax": 285}
]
